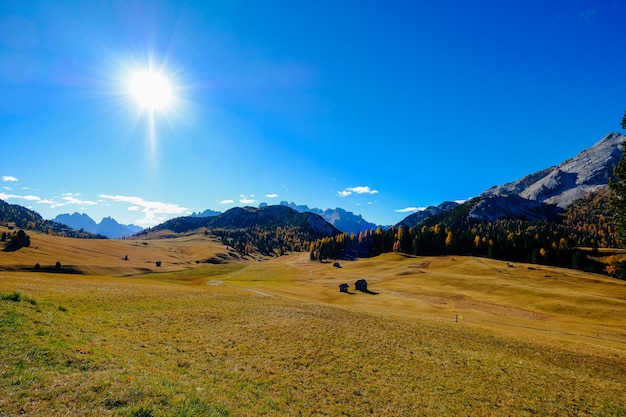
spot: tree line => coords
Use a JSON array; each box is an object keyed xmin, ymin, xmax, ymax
[{"xmin": 309, "ymin": 194, "xmax": 621, "ymax": 275}]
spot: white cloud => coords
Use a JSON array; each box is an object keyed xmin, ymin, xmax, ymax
[
  {"xmin": 36, "ymin": 192, "xmax": 99, "ymax": 209},
  {"xmin": 21, "ymin": 195, "xmax": 41, "ymax": 201},
  {"xmin": 2, "ymin": 186, "xmax": 12, "ymax": 191},
  {"xmin": 395, "ymin": 207, "xmax": 425, "ymax": 213},
  {"xmin": 265, "ymin": 193, "xmax": 279, "ymax": 198},
  {"xmin": 99, "ymin": 194, "xmax": 190, "ymax": 227},
  {"xmin": 59, "ymin": 192, "xmax": 98, "ymax": 206},
  {"xmin": 337, "ymin": 185, "xmax": 379, "ymax": 197},
  {"xmin": 219, "ymin": 199, "xmax": 234, "ymax": 204},
  {"xmin": 455, "ymin": 199, "xmax": 468, "ymax": 205},
  {"xmin": 128, "ymin": 206, "xmax": 141, "ymax": 211},
  {"xmin": 0, "ymin": 192, "xmax": 41, "ymax": 202},
  {"xmin": 239, "ymin": 195, "xmax": 257, "ymax": 205},
  {"xmin": 2, "ymin": 176, "xmax": 18, "ymax": 182}
]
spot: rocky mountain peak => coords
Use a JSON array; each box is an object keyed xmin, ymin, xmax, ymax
[{"xmin": 482, "ymin": 132, "xmax": 625, "ymax": 208}]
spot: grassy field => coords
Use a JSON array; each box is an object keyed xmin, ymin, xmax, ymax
[{"xmin": 1, "ymin": 229, "xmax": 626, "ymax": 416}]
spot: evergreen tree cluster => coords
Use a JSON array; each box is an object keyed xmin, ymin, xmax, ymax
[
  {"xmin": 2, "ymin": 229, "xmax": 31, "ymax": 252},
  {"xmin": 310, "ymin": 194, "xmax": 620, "ymax": 274},
  {"xmin": 210, "ymin": 225, "xmax": 316, "ymax": 257}
]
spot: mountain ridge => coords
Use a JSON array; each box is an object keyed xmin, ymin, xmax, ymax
[
  {"xmin": 482, "ymin": 132, "xmax": 624, "ymax": 207},
  {"xmin": 278, "ymin": 201, "xmax": 378, "ymax": 234},
  {"xmin": 53, "ymin": 213, "xmax": 143, "ymax": 239},
  {"xmin": 398, "ymin": 132, "xmax": 625, "ymax": 227},
  {"xmin": 150, "ymin": 205, "xmax": 340, "ymax": 239}
]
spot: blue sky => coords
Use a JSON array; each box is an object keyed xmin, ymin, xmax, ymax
[{"xmin": 1, "ymin": 0, "xmax": 625, "ymax": 227}]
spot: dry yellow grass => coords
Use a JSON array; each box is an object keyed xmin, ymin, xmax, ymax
[
  {"xmin": 0, "ymin": 227, "xmax": 234, "ymax": 276},
  {"xmin": 1, "ymin": 230, "xmax": 625, "ymax": 416}
]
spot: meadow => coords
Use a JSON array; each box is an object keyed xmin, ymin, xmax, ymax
[{"xmin": 1, "ymin": 229, "xmax": 625, "ymax": 416}]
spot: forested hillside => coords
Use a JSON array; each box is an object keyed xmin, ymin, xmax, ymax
[
  {"xmin": 311, "ymin": 190, "xmax": 619, "ymax": 276},
  {"xmin": 139, "ymin": 205, "xmax": 341, "ymax": 258}
]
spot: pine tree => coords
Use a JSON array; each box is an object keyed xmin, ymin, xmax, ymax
[{"xmin": 609, "ymin": 141, "xmax": 626, "ymax": 246}]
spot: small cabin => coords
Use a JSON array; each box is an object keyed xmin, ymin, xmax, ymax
[
  {"xmin": 339, "ymin": 283, "xmax": 349, "ymax": 293},
  {"xmin": 355, "ymin": 279, "xmax": 368, "ymax": 292}
]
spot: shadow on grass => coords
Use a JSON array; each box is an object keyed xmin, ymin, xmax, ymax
[{"xmin": 356, "ymin": 289, "xmax": 379, "ymax": 295}]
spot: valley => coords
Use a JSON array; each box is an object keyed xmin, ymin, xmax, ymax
[{"xmin": 1, "ymin": 229, "xmax": 625, "ymax": 416}]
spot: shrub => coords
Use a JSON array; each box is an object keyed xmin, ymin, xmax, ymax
[{"xmin": 1, "ymin": 292, "xmax": 21, "ymax": 302}]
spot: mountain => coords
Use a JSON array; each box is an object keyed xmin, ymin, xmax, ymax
[
  {"xmin": 278, "ymin": 201, "xmax": 378, "ymax": 233},
  {"xmin": 0, "ymin": 199, "xmax": 104, "ymax": 238},
  {"xmin": 53, "ymin": 213, "xmax": 143, "ymax": 239},
  {"xmin": 190, "ymin": 209, "xmax": 221, "ymax": 218},
  {"xmin": 279, "ymin": 201, "xmax": 318, "ymax": 214},
  {"xmin": 397, "ymin": 132, "xmax": 624, "ymax": 227},
  {"xmin": 97, "ymin": 217, "xmax": 143, "ymax": 239},
  {"xmin": 151, "ymin": 205, "xmax": 340, "ymax": 239},
  {"xmin": 143, "ymin": 205, "xmax": 340, "ymax": 258},
  {"xmin": 397, "ymin": 201, "xmax": 460, "ymax": 227},
  {"xmin": 53, "ymin": 213, "xmax": 97, "ymax": 232},
  {"xmin": 480, "ymin": 132, "xmax": 624, "ymax": 207}
]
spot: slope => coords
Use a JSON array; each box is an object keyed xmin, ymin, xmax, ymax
[{"xmin": 1, "ymin": 252, "xmax": 624, "ymax": 416}]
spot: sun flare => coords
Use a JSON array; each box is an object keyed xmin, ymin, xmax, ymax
[{"xmin": 129, "ymin": 70, "xmax": 172, "ymax": 110}]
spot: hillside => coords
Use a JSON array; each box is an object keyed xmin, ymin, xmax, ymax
[
  {"xmin": 369, "ymin": 132, "xmax": 624, "ymax": 275},
  {"xmin": 0, "ymin": 251, "xmax": 624, "ymax": 415},
  {"xmin": 0, "ymin": 225, "xmax": 235, "ymax": 275},
  {"xmin": 151, "ymin": 205, "xmax": 339, "ymax": 237},
  {"xmin": 0, "ymin": 199, "xmax": 104, "ymax": 239},
  {"xmin": 141, "ymin": 205, "xmax": 340, "ymax": 258}
]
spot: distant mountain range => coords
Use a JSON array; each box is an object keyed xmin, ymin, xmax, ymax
[
  {"xmin": 190, "ymin": 209, "xmax": 221, "ymax": 218},
  {"xmin": 0, "ymin": 200, "xmax": 104, "ymax": 238},
  {"xmin": 53, "ymin": 213, "xmax": 143, "ymax": 239},
  {"xmin": 189, "ymin": 201, "xmax": 378, "ymax": 234},
  {"xmin": 275, "ymin": 202, "xmax": 379, "ymax": 234}
]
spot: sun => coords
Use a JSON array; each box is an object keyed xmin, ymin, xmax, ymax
[{"xmin": 129, "ymin": 70, "xmax": 172, "ymax": 110}]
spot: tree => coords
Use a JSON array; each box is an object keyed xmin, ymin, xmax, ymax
[
  {"xmin": 3, "ymin": 229, "xmax": 30, "ymax": 252},
  {"xmin": 609, "ymin": 141, "xmax": 626, "ymax": 246},
  {"xmin": 622, "ymin": 110, "xmax": 626, "ymax": 130}
]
